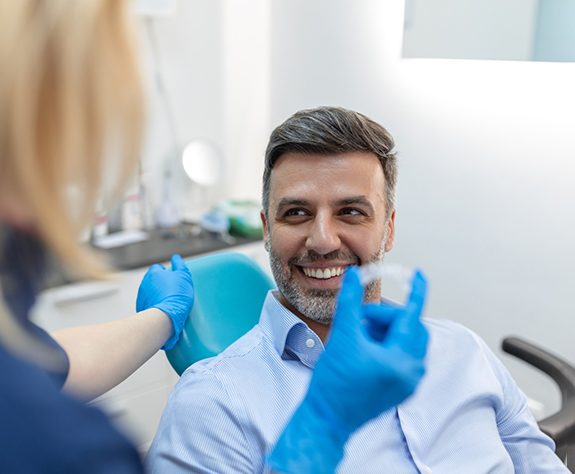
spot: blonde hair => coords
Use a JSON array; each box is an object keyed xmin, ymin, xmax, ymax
[
  {"xmin": 0, "ymin": 0, "xmax": 144, "ymax": 277},
  {"xmin": 0, "ymin": 0, "xmax": 144, "ymax": 353}
]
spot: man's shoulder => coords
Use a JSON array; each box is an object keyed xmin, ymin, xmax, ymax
[
  {"xmin": 148, "ymin": 322, "xmax": 280, "ymax": 472},
  {"xmin": 423, "ymin": 317, "xmax": 489, "ymax": 356},
  {"xmin": 176, "ymin": 323, "xmax": 274, "ymax": 390},
  {"xmin": 424, "ymin": 317, "xmax": 480, "ymax": 340},
  {"xmin": 162, "ymin": 321, "xmax": 287, "ymax": 432}
]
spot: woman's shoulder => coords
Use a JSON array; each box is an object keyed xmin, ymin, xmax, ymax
[{"xmin": 0, "ymin": 344, "xmax": 143, "ymax": 473}]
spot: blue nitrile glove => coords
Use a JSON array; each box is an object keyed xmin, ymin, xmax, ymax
[
  {"xmin": 267, "ymin": 267, "xmax": 428, "ymax": 474},
  {"xmin": 136, "ymin": 254, "xmax": 194, "ymax": 350}
]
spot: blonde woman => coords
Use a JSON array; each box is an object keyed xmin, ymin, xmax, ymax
[
  {"xmin": 0, "ymin": 1, "xmax": 428, "ymax": 472},
  {"xmin": 0, "ymin": 1, "xmax": 193, "ymax": 471}
]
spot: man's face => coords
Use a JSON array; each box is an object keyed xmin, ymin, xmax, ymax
[{"xmin": 261, "ymin": 151, "xmax": 395, "ymax": 324}]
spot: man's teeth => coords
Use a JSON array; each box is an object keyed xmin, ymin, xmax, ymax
[{"xmin": 302, "ymin": 267, "xmax": 344, "ymax": 279}]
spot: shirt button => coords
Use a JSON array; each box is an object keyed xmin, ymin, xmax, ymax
[{"xmin": 305, "ymin": 338, "xmax": 316, "ymax": 348}]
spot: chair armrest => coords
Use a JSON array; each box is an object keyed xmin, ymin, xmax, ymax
[{"xmin": 502, "ymin": 336, "xmax": 575, "ymax": 449}]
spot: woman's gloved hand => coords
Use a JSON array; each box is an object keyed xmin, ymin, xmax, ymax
[
  {"xmin": 136, "ymin": 254, "xmax": 194, "ymax": 350},
  {"xmin": 267, "ymin": 266, "xmax": 429, "ymax": 474}
]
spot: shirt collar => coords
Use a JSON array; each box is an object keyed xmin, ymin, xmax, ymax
[{"xmin": 259, "ymin": 290, "xmax": 325, "ymax": 369}]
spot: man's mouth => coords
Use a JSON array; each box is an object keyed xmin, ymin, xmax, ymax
[{"xmin": 300, "ymin": 266, "xmax": 346, "ymax": 280}]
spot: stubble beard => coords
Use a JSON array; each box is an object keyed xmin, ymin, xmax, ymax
[{"xmin": 268, "ymin": 237, "xmax": 387, "ymax": 325}]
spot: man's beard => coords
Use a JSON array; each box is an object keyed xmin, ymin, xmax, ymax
[{"xmin": 268, "ymin": 237, "xmax": 387, "ymax": 325}]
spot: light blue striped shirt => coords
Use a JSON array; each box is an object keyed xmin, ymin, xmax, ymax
[{"xmin": 147, "ymin": 291, "xmax": 566, "ymax": 473}]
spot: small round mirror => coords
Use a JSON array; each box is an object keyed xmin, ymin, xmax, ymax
[{"xmin": 182, "ymin": 140, "xmax": 221, "ymax": 186}]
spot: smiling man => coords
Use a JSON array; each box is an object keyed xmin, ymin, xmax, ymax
[
  {"xmin": 148, "ymin": 107, "xmax": 565, "ymax": 473},
  {"xmin": 263, "ymin": 150, "xmax": 394, "ymax": 341}
]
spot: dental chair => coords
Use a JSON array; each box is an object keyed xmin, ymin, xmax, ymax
[
  {"xmin": 502, "ymin": 337, "xmax": 575, "ymax": 471},
  {"xmin": 166, "ymin": 252, "xmax": 274, "ymax": 375},
  {"xmin": 165, "ymin": 252, "xmax": 575, "ymax": 470}
]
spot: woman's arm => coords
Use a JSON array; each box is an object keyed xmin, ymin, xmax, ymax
[
  {"xmin": 53, "ymin": 254, "xmax": 194, "ymax": 401},
  {"xmin": 53, "ymin": 309, "xmax": 171, "ymax": 400}
]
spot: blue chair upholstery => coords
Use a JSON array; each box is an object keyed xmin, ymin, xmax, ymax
[{"xmin": 166, "ymin": 252, "xmax": 275, "ymax": 375}]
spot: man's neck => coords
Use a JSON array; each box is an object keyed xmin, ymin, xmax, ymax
[
  {"xmin": 277, "ymin": 293, "xmax": 331, "ymax": 343},
  {"xmin": 298, "ymin": 314, "xmax": 330, "ymax": 343}
]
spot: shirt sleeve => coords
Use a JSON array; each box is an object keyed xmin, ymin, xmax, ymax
[
  {"xmin": 472, "ymin": 333, "xmax": 569, "ymax": 473},
  {"xmin": 146, "ymin": 365, "xmax": 255, "ymax": 474},
  {"xmin": 27, "ymin": 320, "xmax": 70, "ymax": 388}
]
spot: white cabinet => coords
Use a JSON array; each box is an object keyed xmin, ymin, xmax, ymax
[{"xmin": 31, "ymin": 241, "xmax": 268, "ymax": 454}]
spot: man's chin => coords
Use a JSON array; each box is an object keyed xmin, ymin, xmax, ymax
[
  {"xmin": 295, "ymin": 307, "xmax": 334, "ymax": 325},
  {"xmin": 308, "ymin": 315, "xmax": 333, "ymax": 325},
  {"xmin": 291, "ymin": 294, "xmax": 337, "ymax": 324}
]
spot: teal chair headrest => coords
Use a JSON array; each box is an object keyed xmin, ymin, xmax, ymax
[{"xmin": 166, "ymin": 252, "xmax": 275, "ymax": 375}]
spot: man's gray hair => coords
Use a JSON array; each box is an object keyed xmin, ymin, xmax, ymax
[{"xmin": 262, "ymin": 106, "xmax": 398, "ymax": 217}]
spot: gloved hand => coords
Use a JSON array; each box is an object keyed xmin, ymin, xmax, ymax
[
  {"xmin": 136, "ymin": 254, "xmax": 194, "ymax": 350},
  {"xmin": 267, "ymin": 266, "xmax": 429, "ymax": 473}
]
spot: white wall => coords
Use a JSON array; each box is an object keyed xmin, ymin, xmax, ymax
[
  {"xmin": 138, "ymin": 0, "xmax": 225, "ymax": 221},
  {"xmin": 138, "ymin": 0, "xmax": 270, "ymax": 222},
  {"xmin": 403, "ymin": 0, "xmax": 538, "ymax": 60},
  {"xmin": 267, "ymin": 0, "xmax": 575, "ymax": 416}
]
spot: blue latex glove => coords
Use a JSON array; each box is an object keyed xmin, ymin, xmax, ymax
[
  {"xmin": 136, "ymin": 254, "xmax": 194, "ymax": 350},
  {"xmin": 267, "ymin": 267, "xmax": 429, "ymax": 473}
]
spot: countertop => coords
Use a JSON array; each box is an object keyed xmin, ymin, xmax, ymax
[{"xmin": 44, "ymin": 224, "xmax": 261, "ymax": 289}]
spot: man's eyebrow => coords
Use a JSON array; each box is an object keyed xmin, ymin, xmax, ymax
[
  {"xmin": 274, "ymin": 196, "xmax": 376, "ymax": 212},
  {"xmin": 336, "ymin": 196, "xmax": 375, "ymax": 211},
  {"xmin": 275, "ymin": 198, "xmax": 309, "ymax": 212}
]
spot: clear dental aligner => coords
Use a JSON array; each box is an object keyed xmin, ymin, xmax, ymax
[{"xmin": 358, "ymin": 262, "xmax": 415, "ymax": 290}]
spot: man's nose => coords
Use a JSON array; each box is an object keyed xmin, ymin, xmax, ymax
[{"xmin": 305, "ymin": 215, "xmax": 341, "ymax": 256}]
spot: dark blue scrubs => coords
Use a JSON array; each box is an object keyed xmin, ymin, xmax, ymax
[{"xmin": 0, "ymin": 226, "xmax": 143, "ymax": 473}]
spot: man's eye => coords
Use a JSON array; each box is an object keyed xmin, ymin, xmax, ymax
[
  {"xmin": 283, "ymin": 208, "xmax": 308, "ymax": 218},
  {"xmin": 340, "ymin": 207, "xmax": 364, "ymax": 216}
]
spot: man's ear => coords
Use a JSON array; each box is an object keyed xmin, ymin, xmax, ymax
[
  {"xmin": 384, "ymin": 209, "xmax": 396, "ymax": 252},
  {"xmin": 260, "ymin": 211, "xmax": 269, "ymax": 251}
]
